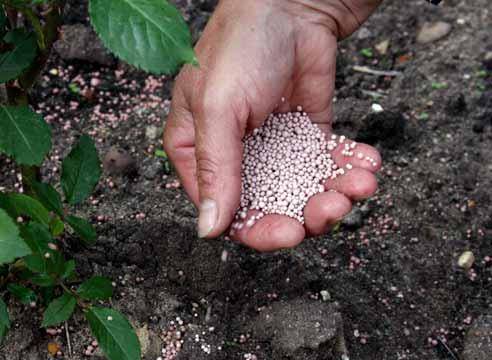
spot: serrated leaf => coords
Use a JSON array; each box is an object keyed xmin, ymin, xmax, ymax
[
  {"xmin": 0, "ymin": 298, "xmax": 10, "ymax": 344},
  {"xmin": 24, "ymin": 249, "xmax": 63, "ymax": 277},
  {"xmin": 0, "ymin": 208, "xmax": 31, "ymax": 265},
  {"xmin": 0, "ymin": 193, "xmax": 50, "ymax": 226},
  {"xmin": 21, "ymin": 223, "xmax": 65, "ymax": 279},
  {"xmin": 0, "ymin": 105, "xmax": 51, "ymax": 166},
  {"xmin": 89, "ymin": 0, "xmax": 196, "ymax": 75},
  {"xmin": 77, "ymin": 276, "xmax": 113, "ymax": 300},
  {"xmin": 61, "ymin": 135, "xmax": 101, "ymax": 205},
  {"xmin": 85, "ymin": 307, "xmax": 141, "ymax": 360},
  {"xmin": 25, "ymin": 247, "xmax": 65, "ymax": 281},
  {"xmin": 0, "ymin": 30, "xmax": 37, "ymax": 83},
  {"xmin": 66, "ymin": 215, "xmax": 97, "ymax": 245},
  {"xmin": 7, "ymin": 283, "xmax": 36, "ymax": 305},
  {"xmin": 41, "ymin": 293, "xmax": 76, "ymax": 327},
  {"xmin": 32, "ymin": 182, "xmax": 63, "ymax": 216}
]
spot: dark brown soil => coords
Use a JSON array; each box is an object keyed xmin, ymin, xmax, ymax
[{"xmin": 1, "ymin": 0, "xmax": 492, "ymax": 359}]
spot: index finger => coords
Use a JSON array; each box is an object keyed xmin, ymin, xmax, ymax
[{"xmin": 163, "ymin": 85, "xmax": 199, "ymax": 205}]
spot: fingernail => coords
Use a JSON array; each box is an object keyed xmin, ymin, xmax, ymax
[{"xmin": 198, "ymin": 199, "xmax": 218, "ymax": 238}]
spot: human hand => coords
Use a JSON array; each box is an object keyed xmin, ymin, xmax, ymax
[{"xmin": 163, "ymin": 0, "xmax": 382, "ymax": 251}]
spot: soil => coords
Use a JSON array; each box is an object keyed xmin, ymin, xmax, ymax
[{"xmin": 1, "ymin": 0, "xmax": 492, "ymax": 359}]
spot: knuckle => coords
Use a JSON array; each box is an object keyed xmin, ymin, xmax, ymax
[
  {"xmin": 191, "ymin": 82, "xmax": 224, "ymax": 117},
  {"xmin": 196, "ymin": 157, "xmax": 220, "ymax": 190}
]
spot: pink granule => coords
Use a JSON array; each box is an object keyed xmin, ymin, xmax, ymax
[{"xmin": 236, "ymin": 108, "xmax": 353, "ymax": 226}]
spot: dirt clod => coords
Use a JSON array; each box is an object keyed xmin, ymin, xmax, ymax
[
  {"xmin": 54, "ymin": 24, "xmax": 114, "ymax": 65},
  {"xmin": 248, "ymin": 299, "xmax": 343, "ymax": 358}
]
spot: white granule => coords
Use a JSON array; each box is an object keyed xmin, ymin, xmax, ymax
[{"xmin": 236, "ymin": 109, "xmax": 353, "ymax": 225}]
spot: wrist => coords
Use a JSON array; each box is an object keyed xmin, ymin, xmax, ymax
[{"xmin": 281, "ymin": 0, "xmax": 382, "ymax": 39}]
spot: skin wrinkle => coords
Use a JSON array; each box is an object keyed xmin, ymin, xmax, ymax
[
  {"xmin": 282, "ymin": 0, "xmax": 348, "ymax": 38},
  {"xmin": 284, "ymin": 0, "xmax": 381, "ymax": 38},
  {"xmin": 338, "ymin": 0, "xmax": 362, "ymax": 27}
]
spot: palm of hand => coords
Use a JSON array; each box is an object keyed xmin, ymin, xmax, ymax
[{"xmin": 164, "ymin": 1, "xmax": 381, "ymax": 251}]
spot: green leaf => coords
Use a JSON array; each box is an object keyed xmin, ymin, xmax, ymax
[
  {"xmin": 20, "ymin": 222, "xmax": 51, "ymax": 253},
  {"xmin": 89, "ymin": 0, "xmax": 196, "ymax": 74},
  {"xmin": 0, "ymin": 298, "xmax": 10, "ymax": 344},
  {"xmin": 0, "ymin": 30, "xmax": 37, "ymax": 83},
  {"xmin": 24, "ymin": 249, "xmax": 64, "ymax": 278},
  {"xmin": 66, "ymin": 215, "xmax": 97, "ymax": 245},
  {"xmin": 431, "ymin": 82, "xmax": 448, "ymax": 90},
  {"xmin": 39, "ymin": 286, "xmax": 55, "ymax": 305},
  {"xmin": 30, "ymin": 273, "xmax": 55, "ymax": 287},
  {"xmin": 24, "ymin": 253, "xmax": 48, "ymax": 273},
  {"xmin": 32, "ymin": 182, "xmax": 63, "ymax": 216},
  {"xmin": 85, "ymin": 307, "xmax": 141, "ymax": 360},
  {"xmin": 61, "ymin": 260, "xmax": 76, "ymax": 280},
  {"xmin": 45, "ymin": 250, "xmax": 66, "ymax": 277},
  {"xmin": 7, "ymin": 283, "xmax": 36, "ymax": 305},
  {"xmin": 41, "ymin": 293, "xmax": 77, "ymax": 327},
  {"xmin": 77, "ymin": 276, "xmax": 113, "ymax": 300},
  {"xmin": 50, "ymin": 217, "xmax": 65, "ymax": 237},
  {"xmin": 154, "ymin": 149, "xmax": 167, "ymax": 158},
  {"xmin": 0, "ymin": 193, "xmax": 50, "ymax": 226},
  {"xmin": 61, "ymin": 135, "xmax": 101, "ymax": 204},
  {"xmin": 476, "ymin": 70, "xmax": 488, "ymax": 78},
  {"xmin": 68, "ymin": 83, "xmax": 80, "ymax": 94},
  {"xmin": 21, "ymin": 222, "xmax": 65, "ymax": 279},
  {"xmin": 0, "ymin": 105, "xmax": 51, "ymax": 166},
  {"xmin": 0, "ymin": 208, "xmax": 31, "ymax": 265},
  {"xmin": 360, "ymin": 48, "xmax": 373, "ymax": 58}
]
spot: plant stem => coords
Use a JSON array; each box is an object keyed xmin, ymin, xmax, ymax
[
  {"xmin": 60, "ymin": 282, "xmax": 88, "ymax": 309},
  {"xmin": 19, "ymin": 4, "xmax": 62, "ymax": 91},
  {"xmin": 4, "ymin": 4, "xmax": 62, "ymax": 187},
  {"xmin": 60, "ymin": 282, "xmax": 75, "ymax": 296},
  {"xmin": 5, "ymin": 7, "xmax": 17, "ymax": 29},
  {"xmin": 20, "ymin": 164, "xmax": 40, "ymax": 196},
  {"xmin": 22, "ymin": 7, "xmax": 45, "ymax": 50},
  {"xmin": 5, "ymin": 85, "xmax": 27, "ymax": 105}
]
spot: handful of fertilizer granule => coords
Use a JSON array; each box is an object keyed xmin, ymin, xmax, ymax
[{"xmin": 231, "ymin": 107, "xmax": 373, "ymax": 231}]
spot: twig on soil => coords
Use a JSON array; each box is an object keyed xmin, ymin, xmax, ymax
[
  {"xmin": 437, "ymin": 337, "xmax": 459, "ymax": 360},
  {"xmin": 352, "ymin": 65, "xmax": 402, "ymax": 77},
  {"xmin": 360, "ymin": 89, "xmax": 387, "ymax": 99},
  {"xmin": 205, "ymin": 304, "xmax": 212, "ymax": 323},
  {"xmin": 65, "ymin": 321, "xmax": 73, "ymax": 358}
]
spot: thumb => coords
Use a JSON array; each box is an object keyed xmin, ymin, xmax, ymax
[{"xmin": 193, "ymin": 96, "xmax": 247, "ymax": 238}]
